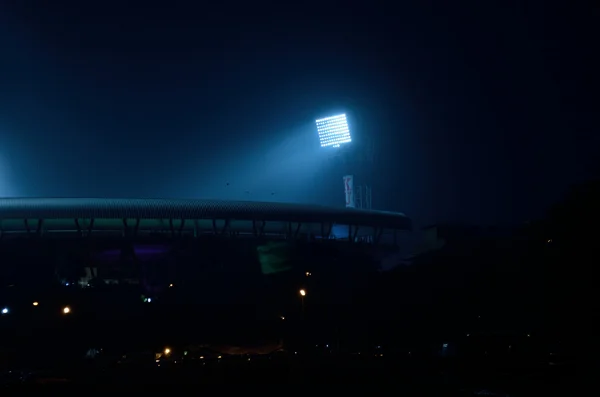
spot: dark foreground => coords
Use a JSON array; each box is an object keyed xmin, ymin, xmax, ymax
[{"xmin": 0, "ymin": 353, "xmax": 585, "ymax": 395}]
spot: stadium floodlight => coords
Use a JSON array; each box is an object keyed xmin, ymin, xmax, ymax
[{"xmin": 316, "ymin": 113, "xmax": 351, "ymax": 148}]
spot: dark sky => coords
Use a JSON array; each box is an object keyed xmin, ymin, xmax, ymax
[{"xmin": 0, "ymin": 1, "xmax": 597, "ymax": 226}]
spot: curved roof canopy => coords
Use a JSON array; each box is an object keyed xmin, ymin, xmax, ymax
[
  {"xmin": 0, "ymin": 198, "xmax": 410, "ymax": 229},
  {"xmin": 0, "ymin": 198, "xmax": 411, "ymax": 243}
]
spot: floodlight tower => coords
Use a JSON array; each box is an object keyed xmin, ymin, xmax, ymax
[
  {"xmin": 316, "ymin": 113, "xmax": 373, "ymax": 210},
  {"xmin": 316, "ymin": 114, "xmax": 352, "ymax": 149}
]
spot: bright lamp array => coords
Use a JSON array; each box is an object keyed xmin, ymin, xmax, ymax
[{"xmin": 316, "ymin": 114, "xmax": 351, "ymax": 148}]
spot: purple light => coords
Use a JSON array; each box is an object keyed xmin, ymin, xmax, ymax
[
  {"xmin": 95, "ymin": 245, "xmax": 170, "ymax": 261},
  {"xmin": 134, "ymin": 246, "xmax": 170, "ymax": 256}
]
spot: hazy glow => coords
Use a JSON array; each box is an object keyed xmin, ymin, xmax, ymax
[
  {"xmin": 0, "ymin": 154, "xmax": 16, "ymax": 197},
  {"xmin": 316, "ymin": 114, "xmax": 351, "ymax": 148}
]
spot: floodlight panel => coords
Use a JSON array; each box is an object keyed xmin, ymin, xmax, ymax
[{"xmin": 316, "ymin": 114, "xmax": 351, "ymax": 148}]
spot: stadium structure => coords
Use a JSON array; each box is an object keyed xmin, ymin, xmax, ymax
[
  {"xmin": 0, "ymin": 198, "xmax": 410, "ymax": 242},
  {"xmin": 0, "ymin": 198, "xmax": 411, "ymax": 297}
]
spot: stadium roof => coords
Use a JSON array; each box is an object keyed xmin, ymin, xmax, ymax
[{"xmin": 0, "ymin": 198, "xmax": 411, "ymax": 243}]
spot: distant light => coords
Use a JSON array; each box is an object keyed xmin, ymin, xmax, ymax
[
  {"xmin": 164, "ymin": 348, "xmax": 171, "ymax": 355},
  {"xmin": 1, "ymin": 308, "xmax": 8, "ymax": 314},
  {"xmin": 169, "ymin": 284, "xmax": 174, "ymax": 288},
  {"xmin": 305, "ymin": 272, "xmax": 311, "ymax": 276},
  {"xmin": 280, "ymin": 316, "xmax": 285, "ymax": 320},
  {"xmin": 62, "ymin": 306, "xmax": 71, "ymax": 314},
  {"xmin": 65, "ymin": 282, "xmax": 70, "ymax": 286},
  {"xmin": 316, "ymin": 114, "xmax": 351, "ymax": 148},
  {"xmin": 32, "ymin": 302, "xmax": 39, "ymax": 306},
  {"xmin": 299, "ymin": 289, "xmax": 306, "ymax": 297},
  {"xmin": 147, "ymin": 298, "xmax": 152, "ymax": 303}
]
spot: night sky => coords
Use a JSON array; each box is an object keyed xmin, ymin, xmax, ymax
[{"xmin": 0, "ymin": 1, "xmax": 597, "ymax": 227}]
